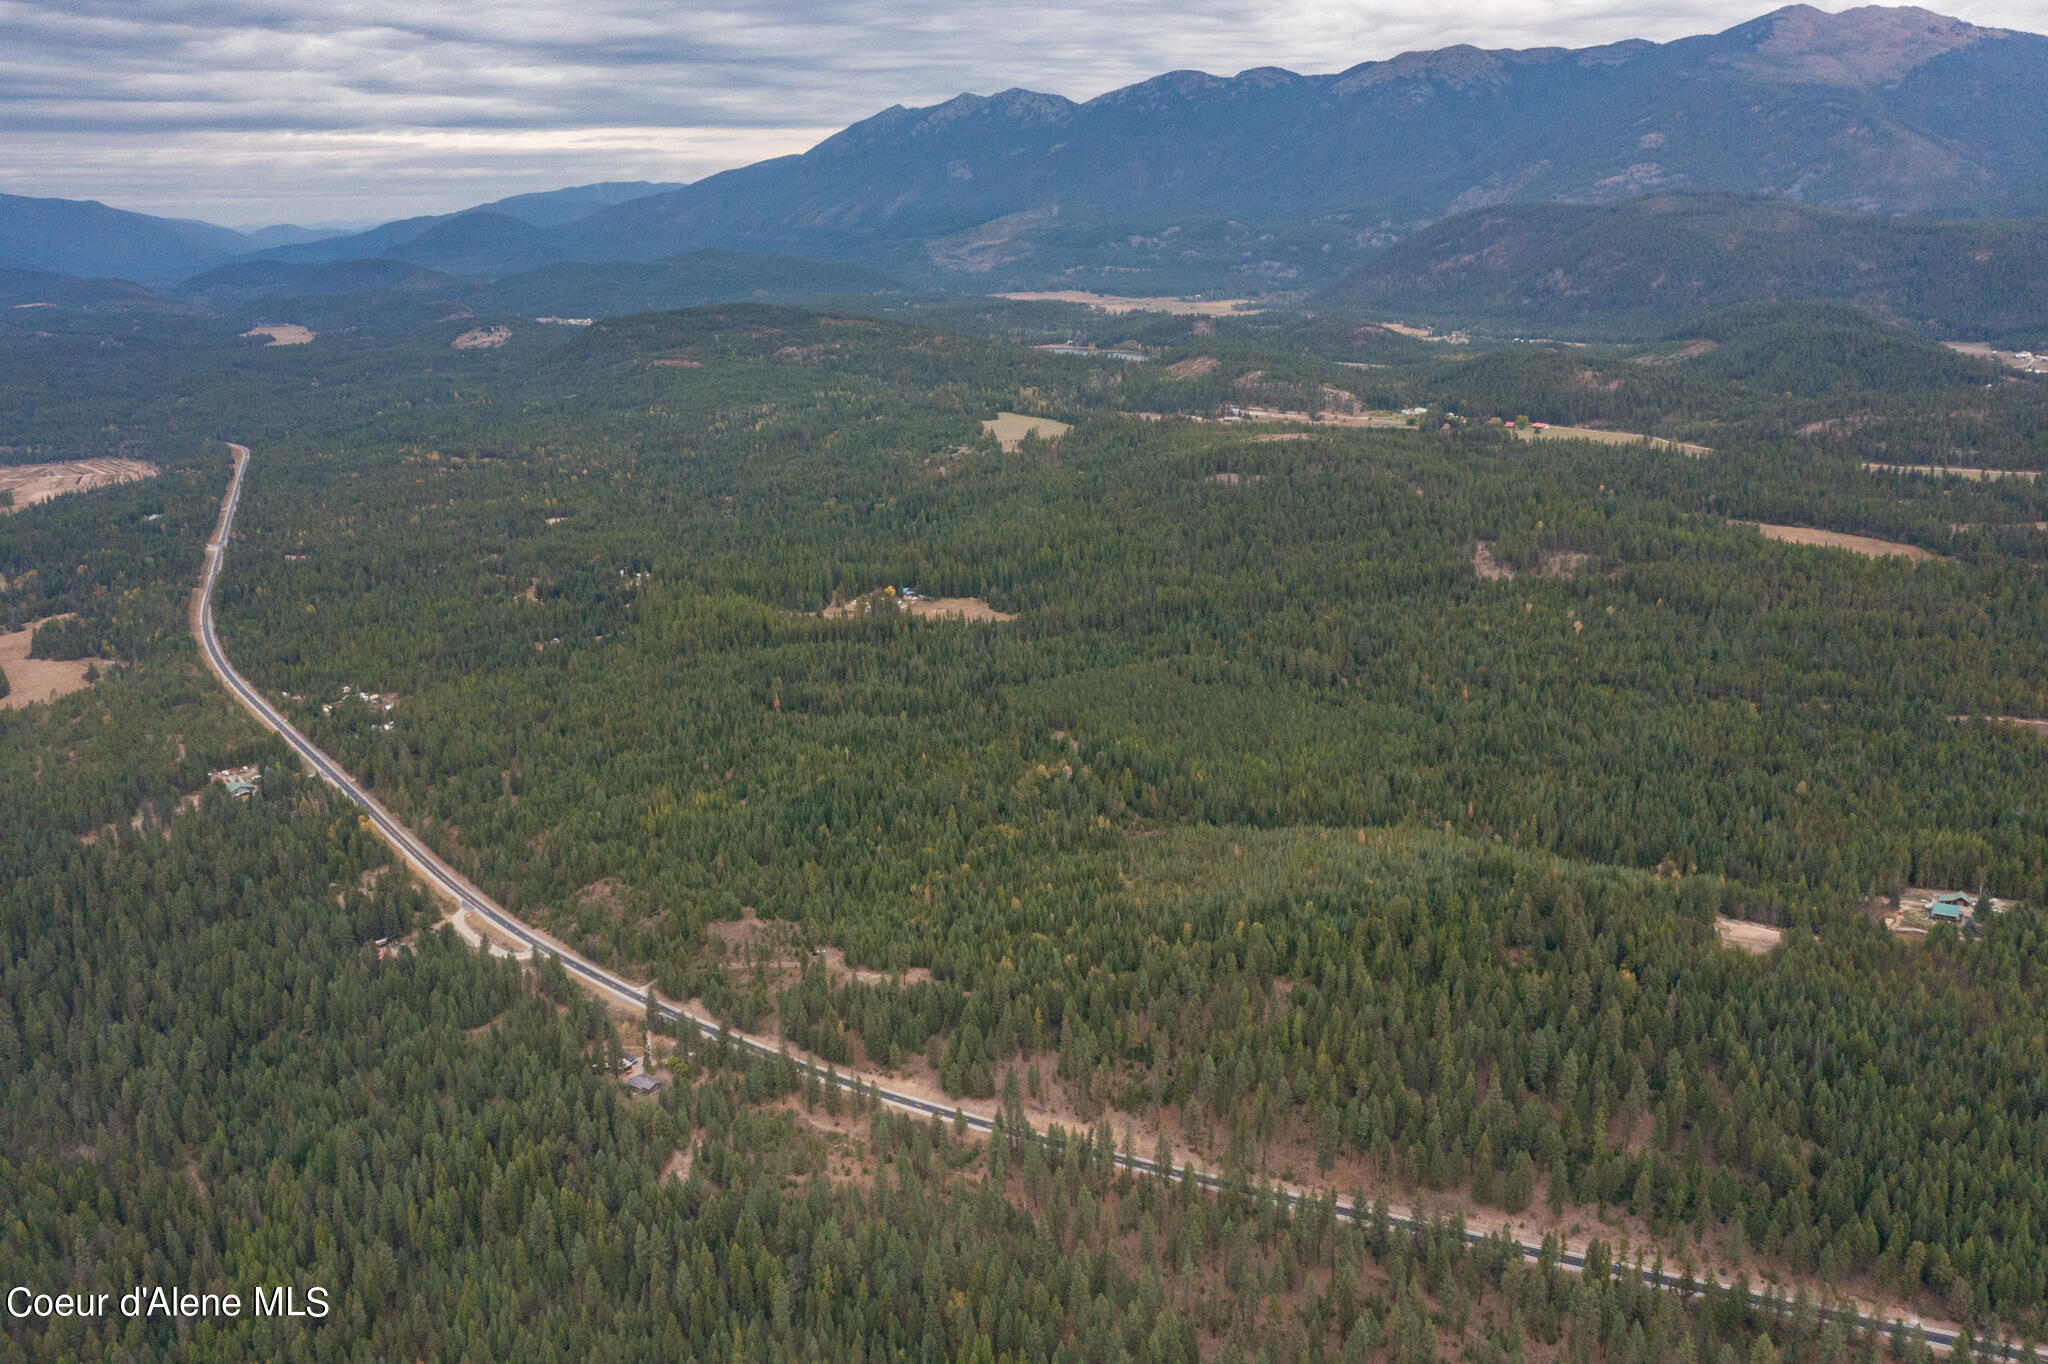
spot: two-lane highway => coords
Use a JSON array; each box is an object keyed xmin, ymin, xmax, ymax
[{"xmin": 193, "ymin": 442, "xmax": 2002, "ymax": 1358}]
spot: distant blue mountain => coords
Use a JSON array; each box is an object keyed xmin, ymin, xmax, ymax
[
  {"xmin": 0, "ymin": 194, "xmax": 252, "ymax": 281},
  {"xmin": 547, "ymin": 4, "xmax": 2048, "ymax": 287},
  {"xmin": 249, "ymin": 182, "xmax": 684, "ymax": 265}
]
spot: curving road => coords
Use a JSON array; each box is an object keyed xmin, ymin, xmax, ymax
[{"xmin": 195, "ymin": 442, "xmax": 2000, "ymax": 1357}]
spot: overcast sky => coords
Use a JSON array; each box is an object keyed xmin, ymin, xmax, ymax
[{"xmin": 3, "ymin": 0, "xmax": 2041, "ymax": 227}]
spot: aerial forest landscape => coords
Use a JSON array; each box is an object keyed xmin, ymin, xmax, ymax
[{"xmin": 6, "ymin": 2, "xmax": 2048, "ymax": 1362}]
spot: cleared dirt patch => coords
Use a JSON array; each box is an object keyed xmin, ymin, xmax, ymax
[
  {"xmin": 1206, "ymin": 471, "xmax": 1265, "ymax": 486},
  {"xmin": 1748, "ymin": 522, "xmax": 1936, "ymax": 561},
  {"xmin": 1972, "ymin": 714, "xmax": 2048, "ymax": 735},
  {"xmin": 1863, "ymin": 462, "xmax": 2040, "ymax": 481},
  {"xmin": 1714, "ymin": 916, "xmax": 1783, "ymax": 954},
  {"xmin": 907, "ymin": 596, "xmax": 1014, "ymax": 622},
  {"xmin": 815, "ymin": 946, "xmax": 934, "ymax": 988},
  {"xmin": 452, "ymin": 326, "xmax": 511, "ymax": 350},
  {"xmin": 1511, "ymin": 425, "xmax": 1711, "ymax": 457},
  {"xmin": 649, "ymin": 358, "xmax": 702, "ymax": 368},
  {"xmin": 993, "ymin": 291, "xmax": 1260, "ymax": 316},
  {"xmin": 1166, "ymin": 356, "xmax": 1220, "ymax": 379},
  {"xmin": 981, "ymin": 412, "xmax": 1070, "ymax": 451},
  {"xmin": 1249, "ymin": 432, "xmax": 1308, "ymax": 442},
  {"xmin": 0, "ymin": 458, "xmax": 157, "ymax": 512},
  {"xmin": 822, "ymin": 590, "xmax": 1014, "ymax": 623},
  {"xmin": 1472, "ymin": 543, "xmax": 1584, "ymax": 581},
  {"xmin": 1944, "ymin": 341, "xmax": 2048, "ymax": 374},
  {"xmin": 241, "ymin": 324, "xmax": 313, "ymax": 346},
  {"xmin": 0, "ymin": 619, "xmax": 111, "ymax": 709},
  {"xmin": 1542, "ymin": 550, "xmax": 1588, "ymax": 578},
  {"xmin": 1472, "ymin": 542, "xmax": 1514, "ymax": 581}
]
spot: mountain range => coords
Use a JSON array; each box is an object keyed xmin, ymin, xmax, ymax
[{"xmin": 3, "ymin": 4, "xmax": 2046, "ymax": 329}]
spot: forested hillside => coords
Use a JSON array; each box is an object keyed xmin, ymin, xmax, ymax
[
  {"xmin": 1322, "ymin": 197, "xmax": 2048, "ymax": 344},
  {"xmin": 7, "ymin": 296, "xmax": 2048, "ymax": 1354}
]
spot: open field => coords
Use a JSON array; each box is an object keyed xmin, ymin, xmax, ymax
[
  {"xmin": 994, "ymin": 291, "xmax": 1261, "ymax": 315},
  {"xmin": 1513, "ymin": 425, "xmax": 1711, "ymax": 456},
  {"xmin": 241, "ymin": 324, "xmax": 313, "ymax": 345},
  {"xmin": 452, "ymin": 326, "xmax": 511, "ymax": 349},
  {"xmin": 820, "ymin": 591, "xmax": 1015, "ymax": 622},
  {"xmin": 982, "ymin": 411, "xmax": 1070, "ymax": 449},
  {"xmin": 1943, "ymin": 341, "xmax": 2048, "ymax": 374},
  {"xmin": 1714, "ymin": 916, "xmax": 1783, "ymax": 954},
  {"xmin": 0, "ymin": 457, "xmax": 156, "ymax": 512},
  {"xmin": 0, "ymin": 619, "xmax": 111, "ymax": 709},
  {"xmin": 1863, "ymin": 461, "xmax": 2040, "ymax": 481},
  {"xmin": 1747, "ymin": 523, "xmax": 1936, "ymax": 561}
]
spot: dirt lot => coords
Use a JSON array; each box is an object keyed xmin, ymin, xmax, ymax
[
  {"xmin": 1165, "ymin": 356, "xmax": 1220, "ymax": 378},
  {"xmin": 1863, "ymin": 461, "xmax": 2040, "ymax": 481},
  {"xmin": 1714, "ymin": 916, "xmax": 1783, "ymax": 954},
  {"xmin": 1748, "ymin": 523, "xmax": 1936, "ymax": 561},
  {"xmin": 993, "ymin": 291, "xmax": 1261, "ymax": 316},
  {"xmin": 241, "ymin": 324, "xmax": 314, "ymax": 346},
  {"xmin": 0, "ymin": 458, "xmax": 157, "ymax": 512},
  {"xmin": 1511, "ymin": 425, "xmax": 1711, "ymax": 457},
  {"xmin": 0, "ymin": 619, "xmax": 111, "ymax": 709},
  {"xmin": 452, "ymin": 326, "xmax": 511, "ymax": 350},
  {"xmin": 981, "ymin": 412, "xmax": 1070, "ymax": 450},
  {"xmin": 1943, "ymin": 341, "xmax": 2048, "ymax": 374},
  {"xmin": 907, "ymin": 596, "xmax": 1015, "ymax": 622},
  {"xmin": 820, "ymin": 591, "xmax": 1014, "ymax": 622}
]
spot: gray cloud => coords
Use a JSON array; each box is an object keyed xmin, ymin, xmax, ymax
[{"xmin": 2, "ymin": 0, "xmax": 2041, "ymax": 224}]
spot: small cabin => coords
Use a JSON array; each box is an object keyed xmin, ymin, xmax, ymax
[
  {"xmin": 1928, "ymin": 893, "xmax": 1974, "ymax": 923},
  {"xmin": 625, "ymin": 1074, "xmax": 660, "ymax": 1095}
]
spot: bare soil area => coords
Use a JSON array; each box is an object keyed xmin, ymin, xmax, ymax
[
  {"xmin": 993, "ymin": 291, "xmax": 1261, "ymax": 316},
  {"xmin": 1471, "ymin": 542, "xmax": 1514, "ymax": 581},
  {"xmin": 1165, "ymin": 356, "xmax": 1220, "ymax": 378},
  {"xmin": 0, "ymin": 619, "xmax": 111, "ymax": 709},
  {"xmin": 1511, "ymin": 425, "xmax": 1711, "ymax": 457},
  {"xmin": 1943, "ymin": 341, "xmax": 2048, "ymax": 374},
  {"xmin": 907, "ymin": 596, "xmax": 1015, "ymax": 622},
  {"xmin": 819, "ymin": 591, "xmax": 1015, "ymax": 622},
  {"xmin": 1471, "ymin": 544, "xmax": 1585, "ymax": 581},
  {"xmin": 1748, "ymin": 523, "xmax": 1936, "ymax": 561},
  {"xmin": 241, "ymin": 324, "xmax": 313, "ymax": 346},
  {"xmin": 0, "ymin": 458, "xmax": 157, "ymax": 512},
  {"xmin": 1714, "ymin": 916, "xmax": 1783, "ymax": 953},
  {"xmin": 452, "ymin": 326, "xmax": 511, "ymax": 350},
  {"xmin": 981, "ymin": 411, "xmax": 1071, "ymax": 450}
]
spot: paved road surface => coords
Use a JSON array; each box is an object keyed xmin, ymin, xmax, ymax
[{"xmin": 195, "ymin": 443, "xmax": 2000, "ymax": 1356}]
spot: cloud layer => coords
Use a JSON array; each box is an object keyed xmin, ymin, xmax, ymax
[{"xmin": 3, "ymin": 0, "xmax": 2041, "ymax": 224}]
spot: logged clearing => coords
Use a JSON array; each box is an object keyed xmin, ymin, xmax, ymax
[
  {"xmin": 1166, "ymin": 356, "xmax": 1220, "ymax": 378},
  {"xmin": 993, "ymin": 291, "xmax": 1260, "ymax": 316},
  {"xmin": 1943, "ymin": 341, "xmax": 2048, "ymax": 374},
  {"xmin": 241, "ymin": 324, "xmax": 313, "ymax": 346},
  {"xmin": 981, "ymin": 412, "xmax": 1070, "ymax": 450},
  {"xmin": 0, "ymin": 620, "xmax": 111, "ymax": 709},
  {"xmin": 819, "ymin": 590, "xmax": 1015, "ymax": 622},
  {"xmin": 0, "ymin": 458, "xmax": 156, "ymax": 512},
  {"xmin": 1748, "ymin": 523, "xmax": 1936, "ymax": 561},
  {"xmin": 1511, "ymin": 425, "xmax": 1711, "ymax": 457},
  {"xmin": 1863, "ymin": 462, "xmax": 2040, "ymax": 481},
  {"xmin": 452, "ymin": 326, "xmax": 511, "ymax": 350},
  {"xmin": 908, "ymin": 596, "xmax": 1014, "ymax": 622},
  {"xmin": 1714, "ymin": 916, "xmax": 1783, "ymax": 954}
]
